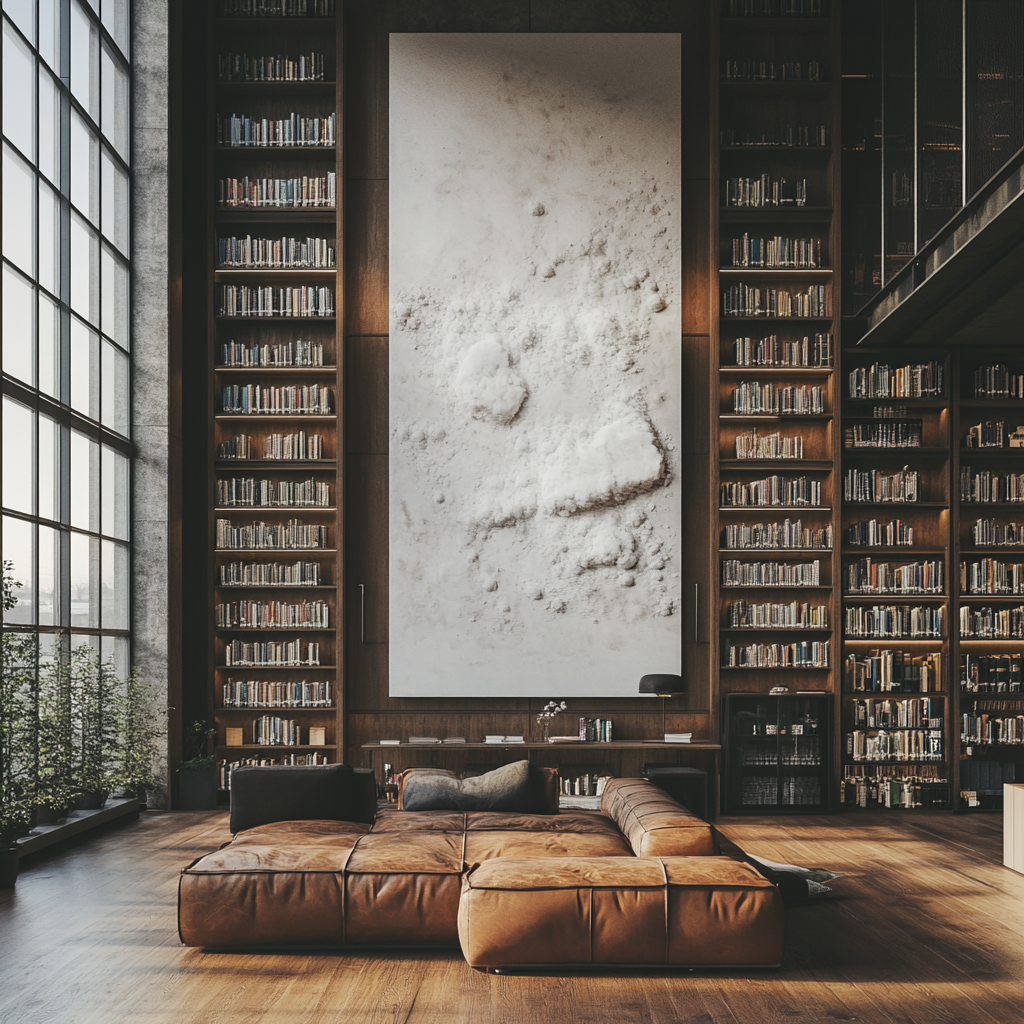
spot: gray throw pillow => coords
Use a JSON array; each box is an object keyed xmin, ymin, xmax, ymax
[{"xmin": 401, "ymin": 760, "xmax": 534, "ymax": 812}]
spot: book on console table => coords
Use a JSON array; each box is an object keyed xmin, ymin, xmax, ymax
[
  {"xmin": 643, "ymin": 733, "xmax": 692, "ymax": 744},
  {"xmin": 484, "ymin": 735, "xmax": 525, "ymax": 744},
  {"xmin": 379, "ymin": 739, "xmax": 401, "ymax": 745},
  {"xmin": 408, "ymin": 737, "xmax": 440, "ymax": 744},
  {"xmin": 546, "ymin": 736, "xmax": 583, "ymax": 743}
]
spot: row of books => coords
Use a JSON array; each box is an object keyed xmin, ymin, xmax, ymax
[
  {"xmin": 218, "ymin": 235, "xmax": 335, "ymax": 269},
  {"xmin": 218, "ymin": 284, "xmax": 335, "ymax": 317},
  {"xmin": 973, "ymin": 364, "xmax": 1024, "ymax": 399},
  {"xmin": 963, "ymin": 421, "xmax": 1024, "ymax": 448},
  {"xmin": 216, "ymin": 477, "xmax": 331, "ymax": 508},
  {"xmin": 961, "ymin": 654, "xmax": 1023, "ymax": 693},
  {"xmin": 579, "ymin": 718, "xmax": 614, "ymax": 742},
  {"xmin": 843, "ymin": 467, "xmax": 919, "ymax": 504},
  {"xmin": 734, "ymin": 429, "xmax": 803, "ymax": 460},
  {"xmin": 961, "ymin": 559, "xmax": 1024, "ymax": 595},
  {"xmin": 217, "ymin": 754, "xmax": 330, "ymax": 791},
  {"xmin": 221, "ymin": 383, "xmax": 333, "ymax": 415},
  {"xmin": 721, "ymin": 558, "xmax": 821, "ymax": 586},
  {"xmin": 845, "ymin": 519, "xmax": 913, "ymax": 547},
  {"xmin": 219, "ymin": 0, "xmax": 335, "ymax": 15},
  {"xmin": 971, "ymin": 519, "xmax": 1024, "ymax": 546},
  {"xmin": 217, "ymin": 52, "xmax": 326, "ymax": 82},
  {"xmin": 725, "ymin": 600, "xmax": 828, "ymax": 628},
  {"xmin": 247, "ymin": 717, "xmax": 318, "ymax": 745},
  {"xmin": 721, "ymin": 126, "xmax": 829, "ymax": 147},
  {"xmin": 961, "ymin": 713, "xmax": 1024, "ymax": 746},
  {"xmin": 737, "ymin": 739, "xmax": 821, "ymax": 766},
  {"xmin": 225, "ymin": 639, "xmax": 321, "ymax": 666},
  {"xmin": 215, "ymin": 600, "xmax": 330, "ymax": 628},
  {"xmin": 843, "ymin": 420, "xmax": 922, "ymax": 448},
  {"xmin": 724, "ymin": 175, "xmax": 808, "ymax": 207},
  {"xmin": 960, "ymin": 468, "xmax": 1024, "ymax": 503},
  {"xmin": 222, "ymin": 678, "xmax": 332, "ymax": 707},
  {"xmin": 561, "ymin": 774, "xmax": 611, "ymax": 797},
  {"xmin": 843, "ymin": 559, "xmax": 944, "ymax": 596},
  {"xmin": 960, "ymin": 760, "xmax": 1019, "ymax": 794},
  {"xmin": 846, "ymin": 729, "xmax": 944, "ymax": 762},
  {"xmin": 844, "ymin": 605, "xmax": 945, "ymax": 638},
  {"xmin": 843, "ymin": 651, "xmax": 942, "ymax": 693},
  {"xmin": 722, "ymin": 283, "xmax": 828, "ymax": 318},
  {"xmin": 731, "ymin": 381, "xmax": 824, "ymax": 414},
  {"xmin": 729, "ymin": 235, "xmax": 822, "ymax": 268},
  {"xmin": 216, "ymin": 519, "xmax": 330, "ymax": 550},
  {"xmin": 216, "ymin": 112, "xmax": 336, "ymax": 147},
  {"xmin": 721, "ymin": 640, "xmax": 829, "ymax": 668},
  {"xmin": 220, "ymin": 561, "xmax": 323, "ymax": 587},
  {"xmin": 218, "ymin": 174, "xmax": 336, "ymax": 207},
  {"xmin": 725, "ymin": 0, "xmax": 826, "ymax": 15},
  {"xmin": 720, "ymin": 475, "xmax": 821, "ymax": 506},
  {"xmin": 739, "ymin": 777, "xmax": 823, "ymax": 807},
  {"xmin": 959, "ymin": 606, "xmax": 1024, "ymax": 638},
  {"xmin": 220, "ymin": 340, "xmax": 325, "ymax": 367},
  {"xmin": 721, "ymin": 520, "xmax": 833, "ymax": 549},
  {"xmin": 847, "ymin": 362, "xmax": 943, "ymax": 399},
  {"xmin": 218, "ymin": 432, "xmax": 326, "ymax": 460},
  {"xmin": 851, "ymin": 698, "xmax": 944, "ymax": 729},
  {"xmin": 721, "ymin": 60, "xmax": 821, "ymax": 81},
  {"xmin": 731, "ymin": 333, "xmax": 833, "ymax": 367},
  {"xmin": 842, "ymin": 770, "xmax": 948, "ymax": 809}
]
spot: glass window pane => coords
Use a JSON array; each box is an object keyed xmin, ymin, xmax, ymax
[
  {"xmin": 101, "ymin": 339, "xmax": 128, "ymax": 436},
  {"xmin": 39, "ymin": 180, "xmax": 60, "ymax": 295},
  {"xmin": 101, "ymin": 244, "xmax": 128, "ymax": 347},
  {"xmin": 70, "ymin": 429, "xmax": 99, "ymax": 532},
  {"xmin": 70, "ymin": 211, "xmax": 99, "ymax": 323},
  {"xmin": 2, "ymin": 515, "xmax": 35, "ymax": 624},
  {"xmin": 101, "ymin": 148, "xmax": 129, "ymax": 254},
  {"xmin": 4, "ymin": 19, "xmax": 36, "ymax": 161},
  {"xmin": 101, "ymin": 0, "xmax": 128, "ymax": 58},
  {"xmin": 3, "ymin": 144, "xmax": 36, "ymax": 276},
  {"xmin": 5, "ymin": 1, "xmax": 37, "ymax": 46},
  {"xmin": 101, "ymin": 538, "xmax": 128, "ymax": 629},
  {"xmin": 38, "ymin": 412, "xmax": 57, "ymax": 522},
  {"xmin": 71, "ymin": 109, "xmax": 99, "ymax": 225},
  {"xmin": 101, "ymin": 444, "xmax": 128, "ymax": 540},
  {"xmin": 71, "ymin": 0, "xmax": 99, "ymax": 121},
  {"xmin": 101, "ymin": 46, "xmax": 129, "ymax": 163},
  {"xmin": 38, "ymin": 523, "xmax": 59, "ymax": 625},
  {"xmin": 70, "ymin": 316, "xmax": 100, "ymax": 419},
  {"xmin": 38, "ymin": 67, "xmax": 60, "ymax": 187},
  {"xmin": 2, "ymin": 397, "xmax": 34, "ymax": 514},
  {"xmin": 38, "ymin": 291, "xmax": 59, "ymax": 399},
  {"xmin": 39, "ymin": 0, "xmax": 59, "ymax": 72},
  {"xmin": 100, "ymin": 634, "xmax": 128, "ymax": 682},
  {"xmin": 2, "ymin": 264, "xmax": 35, "ymax": 386},
  {"xmin": 70, "ymin": 530, "xmax": 99, "ymax": 627}
]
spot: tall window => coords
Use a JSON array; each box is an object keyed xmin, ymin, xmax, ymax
[{"xmin": 1, "ymin": 0, "xmax": 131, "ymax": 676}]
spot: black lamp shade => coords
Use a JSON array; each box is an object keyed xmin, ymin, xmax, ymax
[{"xmin": 638, "ymin": 673, "xmax": 685, "ymax": 696}]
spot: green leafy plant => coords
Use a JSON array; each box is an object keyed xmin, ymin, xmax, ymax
[
  {"xmin": 180, "ymin": 720, "xmax": 217, "ymax": 772},
  {"xmin": 70, "ymin": 645, "xmax": 118, "ymax": 799},
  {"xmin": 110, "ymin": 669, "xmax": 166, "ymax": 796},
  {"xmin": 0, "ymin": 562, "xmax": 34, "ymax": 846},
  {"xmin": 35, "ymin": 648, "xmax": 74, "ymax": 812}
]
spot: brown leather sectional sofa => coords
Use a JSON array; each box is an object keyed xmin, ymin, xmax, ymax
[{"xmin": 179, "ymin": 778, "xmax": 785, "ymax": 969}]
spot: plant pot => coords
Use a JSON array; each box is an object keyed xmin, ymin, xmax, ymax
[
  {"xmin": 74, "ymin": 791, "xmax": 107, "ymax": 811},
  {"xmin": 32, "ymin": 805, "xmax": 66, "ymax": 827},
  {"xmin": 0, "ymin": 848, "xmax": 18, "ymax": 889},
  {"xmin": 178, "ymin": 768, "xmax": 217, "ymax": 811}
]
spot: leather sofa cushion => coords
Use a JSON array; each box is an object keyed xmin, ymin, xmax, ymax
[
  {"xmin": 458, "ymin": 856, "xmax": 784, "ymax": 969},
  {"xmin": 465, "ymin": 830, "xmax": 632, "ymax": 862},
  {"xmin": 600, "ymin": 778, "xmax": 716, "ymax": 857}
]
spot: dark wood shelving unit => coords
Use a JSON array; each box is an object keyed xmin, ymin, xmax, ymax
[{"xmin": 206, "ymin": 6, "xmax": 344, "ymax": 795}]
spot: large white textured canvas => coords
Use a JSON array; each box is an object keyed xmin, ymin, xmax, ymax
[{"xmin": 389, "ymin": 33, "xmax": 681, "ymax": 697}]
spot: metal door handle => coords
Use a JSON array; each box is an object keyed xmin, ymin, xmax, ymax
[{"xmin": 359, "ymin": 583, "xmax": 365, "ymax": 643}]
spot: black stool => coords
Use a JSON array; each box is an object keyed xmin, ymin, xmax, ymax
[{"xmin": 642, "ymin": 764, "xmax": 710, "ymax": 821}]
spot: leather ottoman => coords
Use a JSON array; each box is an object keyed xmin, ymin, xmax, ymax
[{"xmin": 457, "ymin": 856, "xmax": 784, "ymax": 971}]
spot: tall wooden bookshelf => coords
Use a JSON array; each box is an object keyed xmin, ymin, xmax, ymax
[
  {"xmin": 714, "ymin": 1, "xmax": 842, "ymax": 812},
  {"xmin": 206, "ymin": 3, "xmax": 344, "ymax": 794}
]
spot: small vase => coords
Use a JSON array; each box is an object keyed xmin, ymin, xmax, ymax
[{"xmin": 541, "ymin": 721, "xmax": 550, "ymax": 742}]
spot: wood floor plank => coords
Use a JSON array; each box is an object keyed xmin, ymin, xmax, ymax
[{"xmin": 1, "ymin": 810, "xmax": 1024, "ymax": 1024}]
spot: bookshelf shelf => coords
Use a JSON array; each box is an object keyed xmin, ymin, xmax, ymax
[
  {"xmin": 206, "ymin": 6, "xmax": 345, "ymax": 793},
  {"xmin": 719, "ymin": 207, "xmax": 834, "ymax": 221}
]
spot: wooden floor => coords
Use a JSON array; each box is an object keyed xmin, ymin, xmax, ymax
[{"xmin": 1, "ymin": 810, "xmax": 1023, "ymax": 1024}]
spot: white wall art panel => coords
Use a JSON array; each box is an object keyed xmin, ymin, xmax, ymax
[{"xmin": 389, "ymin": 33, "xmax": 681, "ymax": 697}]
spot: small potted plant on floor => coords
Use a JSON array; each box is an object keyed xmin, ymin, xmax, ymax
[{"xmin": 178, "ymin": 721, "xmax": 218, "ymax": 810}]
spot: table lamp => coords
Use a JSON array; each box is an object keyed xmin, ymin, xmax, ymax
[{"xmin": 639, "ymin": 673, "xmax": 686, "ymax": 742}]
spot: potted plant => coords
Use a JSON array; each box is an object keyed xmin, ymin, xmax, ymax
[
  {"xmin": 34, "ymin": 646, "xmax": 74, "ymax": 824},
  {"xmin": 109, "ymin": 668, "xmax": 166, "ymax": 805},
  {"xmin": 178, "ymin": 720, "xmax": 218, "ymax": 810}
]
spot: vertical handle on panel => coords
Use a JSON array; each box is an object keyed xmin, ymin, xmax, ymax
[
  {"xmin": 694, "ymin": 583, "xmax": 699, "ymax": 642},
  {"xmin": 359, "ymin": 584, "xmax": 365, "ymax": 643}
]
